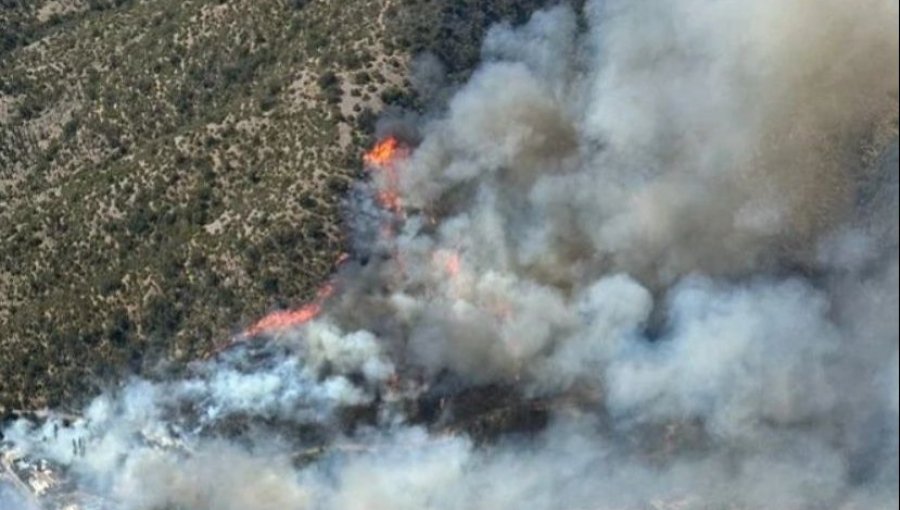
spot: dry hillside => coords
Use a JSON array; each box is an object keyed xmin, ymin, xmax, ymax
[{"xmin": 0, "ymin": 0, "xmax": 550, "ymax": 410}]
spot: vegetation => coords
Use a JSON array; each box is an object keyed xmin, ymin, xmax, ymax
[{"xmin": 0, "ymin": 0, "xmax": 554, "ymax": 411}]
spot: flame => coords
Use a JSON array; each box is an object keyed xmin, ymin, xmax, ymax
[
  {"xmin": 429, "ymin": 249, "xmax": 514, "ymax": 322},
  {"xmin": 363, "ymin": 136, "xmax": 403, "ymax": 167},
  {"xmin": 214, "ymin": 140, "xmax": 411, "ymax": 351},
  {"xmin": 433, "ymin": 249, "xmax": 462, "ymax": 277},
  {"xmin": 238, "ymin": 138, "xmax": 408, "ymax": 339},
  {"xmin": 243, "ymin": 283, "xmax": 335, "ymax": 337},
  {"xmin": 444, "ymin": 252, "xmax": 461, "ymax": 277},
  {"xmin": 364, "ymin": 136, "xmax": 408, "ymax": 213}
]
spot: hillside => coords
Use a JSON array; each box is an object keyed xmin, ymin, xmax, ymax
[{"xmin": 0, "ymin": 0, "xmax": 548, "ymax": 410}]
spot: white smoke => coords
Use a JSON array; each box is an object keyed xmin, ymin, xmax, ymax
[{"xmin": 3, "ymin": 0, "xmax": 897, "ymax": 508}]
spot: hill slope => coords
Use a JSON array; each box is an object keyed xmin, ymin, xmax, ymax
[{"xmin": 0, "ymin": 0, "xmax": 549, "ymax": 410}]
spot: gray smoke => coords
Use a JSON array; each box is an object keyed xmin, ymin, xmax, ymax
[{"xmin": 3, "ymin": 1, "xmax": 898, "ymax": 509}]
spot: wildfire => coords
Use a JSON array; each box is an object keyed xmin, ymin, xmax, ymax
[
  {"xmin": 236, "ymin": 137, "xmax": 408, "ymax": 341},
  {"xmin": 364, "ymin": 136, "xmax": 408, "ymax": 213},
  {"xmin": 238, "ymin": 252, "xmax": 350, "ymax": 339},
  {"xmin": 363, "ymin": 136, "xmax": 404, "ymax": 166},
  {"xmin": 430, "ymin": 249, "xmax": 516, "ymax": 322},
  {"xmin": 244, "ymin": 303, "xmax": 322, "ymax": 337},
  {"xmin": 433, "ymin": 249, "xmax": 462, "ymax": 277},
  {"xmin": 243, "ymin": 283, "xmax": 335, "ymax": 337}
]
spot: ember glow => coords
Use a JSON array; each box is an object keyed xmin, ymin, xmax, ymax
[
  {"xmin": 364, "ymin": 136, "xmax": 407, "ymax": 213},
  {"xmin": 434, "ymin": 249, "xmax": 462, "ymax": 278}
]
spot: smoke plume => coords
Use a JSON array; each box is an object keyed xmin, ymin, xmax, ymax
[{"xmin": 3, "ymin": 1, "xmax": 898, "ymax": 509}]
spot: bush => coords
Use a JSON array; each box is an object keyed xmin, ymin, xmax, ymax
[
  {"xmin": 126, "ymin": 207, "xmax": 153, "ymax": 235},
  {"xmin": 352, "ymin": 70, "xmax": 371, "ymax": 85},
  {"xmin": 107, "ymin": 308, "xmax": 132, "ymax": 346},
  {"xmin": 98, "ymin": 271, "xmax": 123, "ymax": 295},
  {"xmin": 143, "ymin": 295, "xmax": 182, "ymax": 337},
  {"xmin": 62, "ymin": 118, "xmax": 80, "ymax": 140},
  {"xmin": 356, "ymin": 107, "xmax": 377, "ymax": 134},
  {"xmin": 259, "ymin": 93, "xmax": 277, "ymax": 111},
  {"xmin": 317, "ymin": 70, "xmax": 339, "ymax": 89}
]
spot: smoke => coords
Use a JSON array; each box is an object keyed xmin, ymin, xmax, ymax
[{"xmin": 3, "ymin": 0, "xmax": 898, "ymax": 509}]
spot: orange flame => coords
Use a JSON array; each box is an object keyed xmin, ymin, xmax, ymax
[
  {"xmin": 243, "ymin": 284, "xmax": 335, "ymax": 337},
  {"xmin": 433, "ymin": 249, "xmax": 462, "ymax": 277},
  {"xmin": 430, "ymin": 249, "xmax": 515, "ymax": 321},
  {"xmin": 240, "ymin": 253, "xmax": 349, "ymax": 339},
  {"xmin": 363, "ymin": 136, "xmax": 403, "ymax": 167},
  {"xmin": 364, "ymin": 136, "xmax": 408, "ymax": 213},
  {"xmin": 238, "ymin": 139, "xmax": 407, "ymax": 339}
]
